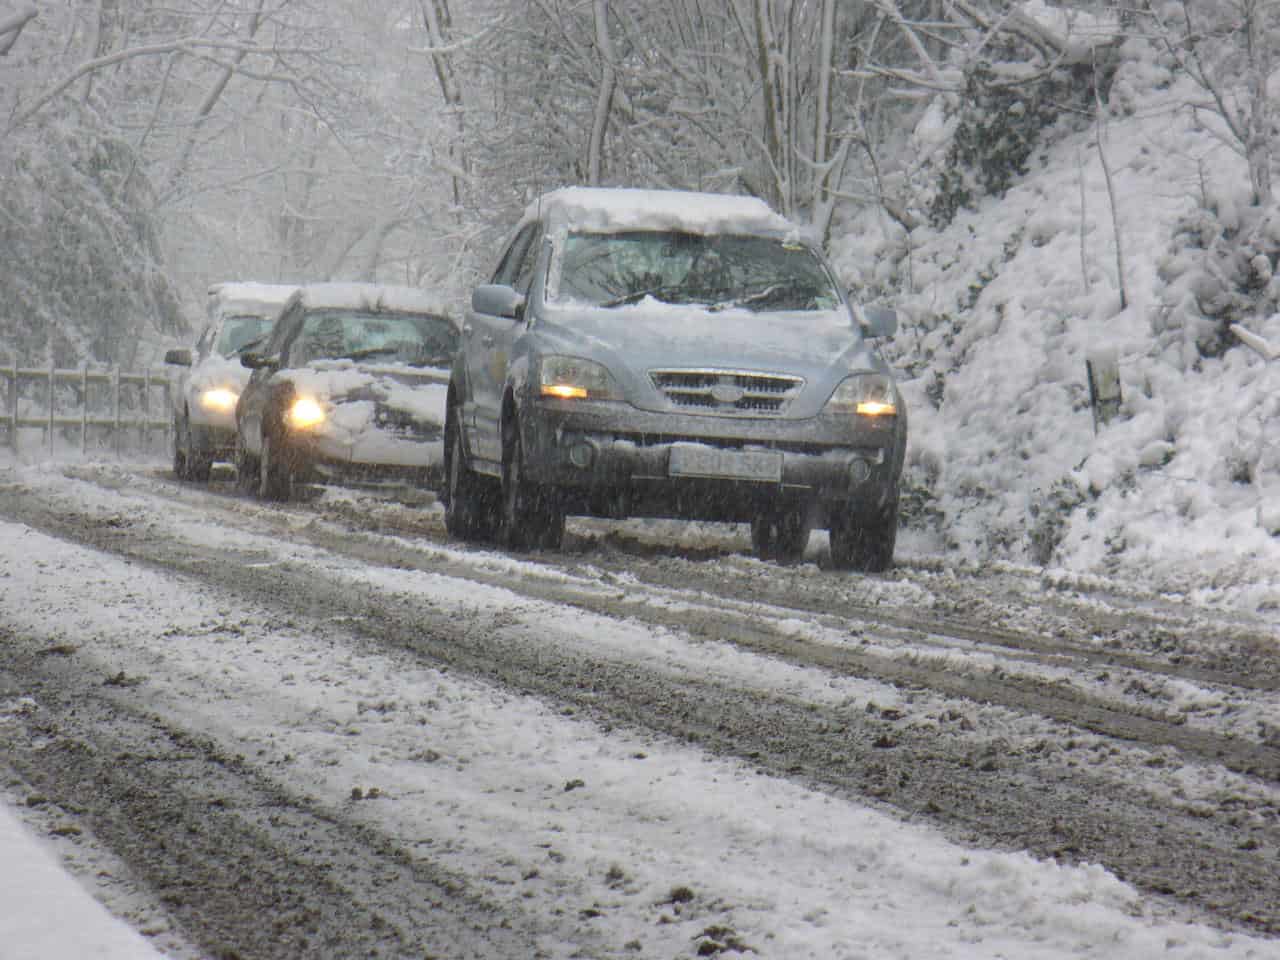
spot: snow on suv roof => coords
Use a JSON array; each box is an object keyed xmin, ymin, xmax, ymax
[
  {"xmin": 293, "ymin": 282, "xmax": 453, "ymax": 318},
  {"xmin": 524, "ymin": 186, "xmax": 805, "ymax": 240}
]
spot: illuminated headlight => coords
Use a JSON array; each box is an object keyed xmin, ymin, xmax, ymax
[
  {"xmin": 198, "ymin": 387, "xmax": 238, "ymax": 413},
  {"xmin": 288, "ymin": 395, "xmax": 327, "ymax": 429},
  {"xmin": 824, "ymin": 374, "xmax": 898, "ymax": 417},
  {"xmin": 539, "ymin": 355, "xmax": 621, "ymax": 401}
]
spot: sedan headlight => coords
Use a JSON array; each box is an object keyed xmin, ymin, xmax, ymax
[
  {"xmin": 198, "ymin": 387, "xmax": 238, "ymax": 414},
  {"xmin": 823, "ymin": 373, "xmax": 898, "ymax": 417},
  {"xmin": 288, "ymin": 395, "xmax": 327, "ymax": 429},
  {"xmin": 539, "ymin": 355, "xmax": 622, "ymax": 401}
]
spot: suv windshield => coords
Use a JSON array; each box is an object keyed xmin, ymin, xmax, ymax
[
  {"xmin": 556, "ymin": 230, "xmax": 840, "ymax": 311},
  {"xmin": 288, "ymin": 310, "xmax": 458, "ymax": 368}
]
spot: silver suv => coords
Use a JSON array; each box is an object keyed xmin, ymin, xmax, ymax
[{"xmin": 444, "ymin": 187, "xmax": 906, "ymax": 569}]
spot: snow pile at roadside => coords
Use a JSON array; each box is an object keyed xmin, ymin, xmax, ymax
[
  {"xmin": 0, "ymin": 800, "xmax": 171, "ymax": 960},
  {"xmin": 832, "ymin": 29, "xmax": 1280, "ymax": 616}
]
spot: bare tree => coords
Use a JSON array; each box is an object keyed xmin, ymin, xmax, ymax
[{"xmin": 1148, "ymin": 0, "xmax": 1277, "ymax": 206}]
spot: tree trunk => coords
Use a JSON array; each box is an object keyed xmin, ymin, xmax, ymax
[{"xmin": 587, "ymin": 0, "xmax": 617, "ymax": 186}]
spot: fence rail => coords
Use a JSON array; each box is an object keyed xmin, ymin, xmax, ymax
[{"xmin": 1, "ymin": 359, "xmax": 172, "ymax": 457}]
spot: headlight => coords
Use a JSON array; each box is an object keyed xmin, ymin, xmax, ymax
[
  {"xmin": 539, "ymin": 355, "xmax": 621, "ymax": 401},
  {"xmin": 288, "ymin": 395, "xmax": 327, "ymax": 429},
  {"xmin": 198, "ymin": 387, "xmax": 238, "ymax": 413},
  {"xmin": 824, "ymin": 373, "xmax": 898, "ymax": 417}
]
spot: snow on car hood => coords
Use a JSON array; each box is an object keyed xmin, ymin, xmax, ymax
[
  {"xmin": 283, "ymin": 360, "xmax": 449, "ymax": 443},
  {"xmin": 188, "ymin": 354, "xmax": 252, "ymax": 394}
]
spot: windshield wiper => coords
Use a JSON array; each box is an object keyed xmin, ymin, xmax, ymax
[
  {"xmin": 346, "ymin": 346, "xmax": 404, "ymax": 362},
  {"xmin": 600, "ymin": 285, "xmax": 687, "ymax": 308},
  {"xmin": 707, "ymin": 279, "xmax": 812, "ymax": 312}
]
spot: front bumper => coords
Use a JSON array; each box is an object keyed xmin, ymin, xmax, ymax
[
  {"xmin": 285, "ymin": 429, "xmax": 445, "ymax": 487},
  {"xmin": 517, "ymin": 398, "xmax": 904, "ymax": 522}
]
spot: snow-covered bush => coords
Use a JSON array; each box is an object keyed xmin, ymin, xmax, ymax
[
  {"xmin": 928, "ymin": 50, "xmax": 1119, "ymax": 229},
  {"xmin": 1155, "ymin": 198, "xmax": 1280, "ymax": 362}
]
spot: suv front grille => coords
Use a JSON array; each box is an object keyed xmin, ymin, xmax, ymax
[{"xmin": 649, "ymin": 369, "xmax": 803, "ymax": 416}]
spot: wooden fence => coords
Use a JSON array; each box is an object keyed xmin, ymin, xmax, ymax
[{"xmin": 1, "ymin": 359, "xmax": 172, "ymax": 457}]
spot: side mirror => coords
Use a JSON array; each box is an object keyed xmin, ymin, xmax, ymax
[
  {"xmin": 164, "ymin": 348, "xmax": 192, "ymax": 366},
  {"xmin": 472, "ymin": 283, "xmax": 526, "ymax": 321},
  {"xmin": 860, "ymin": 305, "xmax": 898, "ymax": 338},
  {"xmin": 240, "ymin": 352, "xmax": 278, "ymax": 371}
]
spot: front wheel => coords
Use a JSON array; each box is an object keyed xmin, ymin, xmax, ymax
[
  {"xmin": 172, "ymin": 414, "xmax": 191, "ymax": 481},
  {"xmin": 499, "ymin": 418, "xmax": 563, "ymax": 551},
  {"xmin": 258, "ymin": 429, "xmax": 292, "ymax": 501},
  {"xmin": 829, "ymin": 496, "xmax": 898, "ymax": 573},
  {"xmin": 234, "ymin": 431, "xmax": 258, "ymax": 494},
  {"xmin": 443, "ymin": 406, "xmax": 496, "ymax": 541}
]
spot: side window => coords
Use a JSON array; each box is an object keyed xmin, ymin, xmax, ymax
[
  {"xmin": 513, "ymin": 225, "xmax": 544, "ymax": 295},
  {"xmin": 491, "ymin": 224, "xmax": 539, "ymax": 288}
]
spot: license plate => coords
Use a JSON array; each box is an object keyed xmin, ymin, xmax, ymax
[{"xmin": 668, "ymin": 443, "xmax": 782, "ymax": 482}]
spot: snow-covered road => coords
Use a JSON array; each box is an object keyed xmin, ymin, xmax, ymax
[{"xmin": 2, "ymin": 460, "xmax": 1278, "ymax": 959}]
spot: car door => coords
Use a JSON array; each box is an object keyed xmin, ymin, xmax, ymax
[{"xmin": 464, "ymin": 222, "xmax": 542, "ymax": 466}]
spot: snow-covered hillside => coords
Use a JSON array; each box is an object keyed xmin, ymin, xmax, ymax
[{"xmin": 833, "ymin": 22, "xmax": 1280, "ymax": 617}]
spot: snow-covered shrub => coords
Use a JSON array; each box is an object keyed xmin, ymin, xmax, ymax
[
  {"xmin": 1028, "ymin": 478, "xmax": 1087, "ymax": 566},
  {"xmin": 928, "ymin": 52, "xmax": 1117, "ymax": 229},
  {"xmin": 1154, "ymin": 199, "xmax": 1280, "ymax": 361}
]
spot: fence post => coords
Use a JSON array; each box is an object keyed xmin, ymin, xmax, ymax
[
  {"xmin": 6, "ymin": 361, "xmax": 15, "ymax": 455},
  {"xmin": 143, "ymin": 366, "xmax": 151, "ymax": 453},
  {"xmin": 47, "ymin": 356, "xmax": 55, "ymax": 455},
  {"xmin": 113, "ymin": 366, "xmax": 122, "ymax": 459},
  {"xmin": 81, "ymin": 364, "xmax": 89, "ymax": 455}
]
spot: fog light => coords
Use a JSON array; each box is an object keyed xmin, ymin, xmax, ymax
[
  {"xmin": 848, "ymin": 458, "xmax": 872, "ymax": 485},
  {"xmin": 568, "ymin": 442, "xmax": 595, "ymax": 469}
]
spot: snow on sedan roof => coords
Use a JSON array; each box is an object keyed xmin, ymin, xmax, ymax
[
  {"xmin": 208, "ymin": 281, "xmax": 298, "ymax": 313},
  {"xmin": 525, "ymin": 186, "xmax": 806, "ymax": 240},
  {"xmin": 294, "ymin": 282, "xmax": 454, "ymax": 319}
]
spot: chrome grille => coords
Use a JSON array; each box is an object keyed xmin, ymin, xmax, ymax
[{"xmin": 649, "ymin": 369, "xmax": 804, "ymax": 416}]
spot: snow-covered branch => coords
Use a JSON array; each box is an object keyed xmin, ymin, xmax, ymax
[{"xmin": 1231, "ymin": 323, "xmax": 1280, "ymax": 360}]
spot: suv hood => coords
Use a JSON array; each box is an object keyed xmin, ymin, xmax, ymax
[{"xmin": 540, "ymin": 302, "xmax": 885, "ymax": 415}]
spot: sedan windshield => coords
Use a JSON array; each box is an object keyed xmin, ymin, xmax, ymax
[
  {"xmin": 288, "ymin": 310, "xmax": 458, "ymax": 368},
  {"xmin": 216, "ymin": 315, "xmax": 276, "ymax": 357},
  {"xmin": 556, "ymin": 230, "xmax": 841, "ymax": 311}
]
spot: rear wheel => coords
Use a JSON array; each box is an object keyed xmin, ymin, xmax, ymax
[
  {"xmin": 500, "ymin": 418, "xmax": 564, "ymax": 551},
  {"xmin": 258, "ymin": 429, "xmax": 292, "ymax": 501},
  {"xmin": 750, "ymin": 506, "xmax": 811, "ymax": 564},
  {"xmin": 829, "ymin": 495, "xmax": 899, "ymax": 572},
  {"xmin": 444, "ymin": 406, "xmax": 496, "ymax": 541}
]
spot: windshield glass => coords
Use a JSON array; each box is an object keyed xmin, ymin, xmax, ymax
[
  {"xmin": 216, "ymin": 315, "xmax": 276, "ymax": 357},
  {"xmin": 289, "ymin": 310, "xmax": 458, "ymax": 367},
  {"xmin": 555, "ymin": 230, "xmax": 841, "ymax": 311}
]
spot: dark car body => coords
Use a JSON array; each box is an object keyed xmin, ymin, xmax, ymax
[
  {"xmin": 234, "ymin": 282, "xmax": 459, "ymax": 499},
  {"xmin": 444, "ymin": 187, "xmax": 906, "ymax": 569}
]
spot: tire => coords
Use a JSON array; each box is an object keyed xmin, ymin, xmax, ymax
[
  {"xmin": 172, "ymin": 414, "xmax": 191, "ymax": 481},
  {"xmin": 234, "ymin": 432, "xmax": 258, "ymax": 494},
  {"xmin": 750, "ymin": 506, "xmax": 810, "ymax": 565},
  {"xmin": 829, "ymin": 496, "xmax": 899, "ymax": 573},
  {"xmin": 499, "ymin": 417, "xmax": 564, "ymax": 551},
  {"xmin": 443, "ymin": 406, "xmax": 496, "ymax": 541},
  {"xmin": 258, "ymin": 429, "xmax": 292, "ymax": 501}
]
